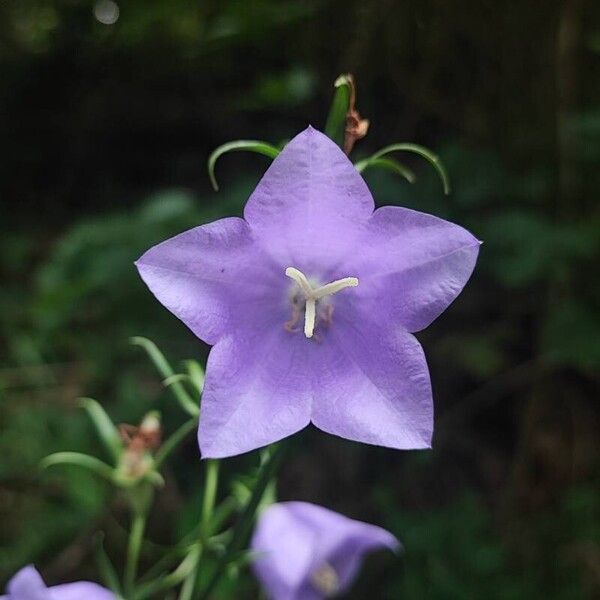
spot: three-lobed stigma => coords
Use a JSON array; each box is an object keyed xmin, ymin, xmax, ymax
[{"xmin": 285, "ymin": 267, "xmax": 358, "ymax": 338}]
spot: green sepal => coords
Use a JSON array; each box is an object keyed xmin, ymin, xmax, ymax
[
  {"xmin": 40, "ymin": 451, "xmax": 116, "ymax": 482},
  {"xmin": 354, "ymin": 156, "xmax": 417, "ymax": 184},
  {"xmin": 365, "ymin": 143, "xmax": 451, "ymax": 194},
  {"xmin": 207, "ymin": 140, "xmax": 280, "ymax": 191}
]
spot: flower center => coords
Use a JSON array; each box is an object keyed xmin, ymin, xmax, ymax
[
  {"xmin": 310, "ymin": 562, "xmax": 340, "ymax": 596},
  {"xmin": 285, "ymin": 266, "xmax": 358, "ymax": 338}
]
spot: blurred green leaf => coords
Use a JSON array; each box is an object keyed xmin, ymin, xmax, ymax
[
  {"xmin": 41, "ymin": 452, "xmax": 115, "ymax": 482},
  {"xmin": 543, "ymin": 300, "xmax": 600, "ymax": 372},
  {"xmin": 155, "ymin": 417, "xmax": 198, "ymax": 468},
  {"xmin": 79, "ymin": 397, "xmax": 122, "ymax": 463},
  {"xmin": 185, "ymin": 359, "xmax": 205, "ymax": 394},
  {"xmin": 131, "ymin": 336, "xmax": 199, "ymax": 417},
  {"xmin": 95, "ymin": 532, "xmax": 123, "ymax": 596},
  {"xmin": 480, "ymin": 211, "xmax": 599, "ymax": 287}
]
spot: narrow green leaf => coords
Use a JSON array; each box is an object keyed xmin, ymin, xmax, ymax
[
  {"xmin": 207, "ymin": 141, "xmax": 280, "ymax": 191},
  {"xmin": 324, "ymin": 74, "xmax": 352, "ymax": 146},
  {"xmin": 41, "ymin": 452, "xmax": 115, "ymax": 482},
  {"xmin": 155, "ymin": 417, "xmax": 198, "ymax": 468},
  {"xmin": 354, "ymin": 156, "xmax": 417, "ymax": 184},
  {"xmin": 79, "ymin": 397, "xmax": 122, "ymax": 463},
  {"xmin": 185, "ymin": 359, "xmax": 205, "ymax": 394},
  {"xmin": 94, "ymin": 532, "xmax": 123, "ymax": 596},
  {"xmin": 130, "ymin": 337, "xmax": 199, "ymax": 417},
  {"xmin": 163, "ymin": 373, "xmax": 194, "ymax": 387},
  {"xmin": 369, "ymin": 143, "xmax": 451, "ymax": 194}
]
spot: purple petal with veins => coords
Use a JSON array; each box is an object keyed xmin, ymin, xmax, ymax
[
  {"xmin": 251, "ymin": 501, "xmax": 399, "ymax": 600},
  {"xmin": 136, "ymin": 126, "xmax": 480, "ymax": 458}
]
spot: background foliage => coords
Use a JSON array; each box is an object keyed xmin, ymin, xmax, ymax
[{"xmin": 1, "ymin": 0, "xmax": 599, "ymax": 598}]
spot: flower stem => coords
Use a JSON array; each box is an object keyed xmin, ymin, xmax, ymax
[
  {"xmin": 125, "ymin": 512, "xmax": 147, "ymax": 596},
  {"xmin": 196, "ymin": 442, "xmax": 288, "ymax": 600},
  {"xmin": 201, "ymin": 460, "xmax": 220, "ymax": 539},
  {"xmin": 179, "ymin": 459, "xmax": 220, "ymax": 599},
  {"xmin": 178, "ymin": 567, "xmax": 199, "ymax": 600}
]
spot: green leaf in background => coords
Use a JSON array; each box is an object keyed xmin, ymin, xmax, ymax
[
  {"xmin": 543, "ymin": 300, "xmax": 600, "ymax": 372},
  {"xmin": 324, "ymin": 74, "xmax": 352, "ymax": 147},
  {"xmin": 208, "ymin": 141, "xmax": 280, "ymax": 191}
]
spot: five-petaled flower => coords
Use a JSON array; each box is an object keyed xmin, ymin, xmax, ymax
[
  {"xmin": 1, "ymin": 566, "xmax": 114, "ymax": 600},
  {"xmin": 251, "ymin": 501, "xmax": 399, "ymax": 600},
  {"xmin": 136, "ymin": 126, "xmax": 480, "ymax": 458}
]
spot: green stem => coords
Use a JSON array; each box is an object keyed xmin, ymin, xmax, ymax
[
  {"xmin": 181, "ymin": 460, "xmax": 220, "ymax": 599},
  {"xmin": 196, "ymin": 442, "xmax": 288, "ymax": 600},
  {"xmin": 178, "ymin": 566, "xmax": 199, "ymax": 600},
  {"xmin": 134, "ymin": 545, "xmax": 201, "ymax": 600},
  {"xmin": 125, "ymin": 512, "xmax": 147, "ymax": 596},
  {"xmin": 201, "ymin": 460, "xmax": 220, "ymax": 539}
]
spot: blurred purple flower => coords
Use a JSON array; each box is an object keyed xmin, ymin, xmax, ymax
[
  {"xmin": 1, "ymin": 566, "xmax": 114, "ymax": 600},
  {"xmin": 251, "ymin": 501, "xmax": 399, "ymax": 599},
  {"xmin": 137, "ymin": 127, "xmax": 480, "ymax": 458}
]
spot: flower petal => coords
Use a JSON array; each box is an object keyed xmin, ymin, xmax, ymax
[
  {"xmin": 6, "ymin": 567, "xmax": 49, "ymax": 600},
  {"xmin": 199, "ymin": 323, "xmax": 312, "ymax": 458},
  {"xmin": 244, "ymin": 127, "xmax": 374, "ymax": 272},
  {"xmin": 351, "ymin": 205, "xmax": 480, "ymax": 332},
  {"xmin": 311, "ymin": 305, "xmax": 433, "ymax": 450},
  {"xmin": 251, "ymin": 502, "xmax": 398, "ymax": 600},
  {"xmin": 49, "ymin": 583, "xmax": 114, "ymax": 600},
  {"xmin": 136, "ymin": 217, "xmax": 281, "ymax": 345}
]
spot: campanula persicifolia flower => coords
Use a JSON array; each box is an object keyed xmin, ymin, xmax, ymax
[
  {"xmin": 136, "ymin": 127, "xmax": 480, "ymax": 458},
  {"xmin": 1, "ymin": 566, "xmax": 114, "ymax": 600},
  {"xmin": 251, "ymin": 502, "xmax": 399, "ymax": 600}
]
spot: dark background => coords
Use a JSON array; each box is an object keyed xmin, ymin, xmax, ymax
[{"xmin": 1, "ymin": 1, "xmax": 599, "ymax": 598}]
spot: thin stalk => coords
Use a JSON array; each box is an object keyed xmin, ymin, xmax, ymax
[
  {"xmin": 196, "ymin": 442, "xmax": 288, "ymax": 600},
  {"xmin": 125, "ymin": 513, "xmax": 147, "ymax": 596},
  {"xmin": 178, "ymin": 568, "xmax": 199, "ymax": 600},
  {"xmin": 201, "ymin": 460, "xmax": 220, "ymax": 539},
  {"xmin": 181, "ymin": 459, "xmax": 221, "ymax": 599},
  {"xmin": 134, "ymin": 545, "xmax": 201, "ymax": 600}
]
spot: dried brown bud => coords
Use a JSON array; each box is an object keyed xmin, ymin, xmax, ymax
[{"xmin": 342, "ymin": 74, "xmax": 370, "ymax": 155}]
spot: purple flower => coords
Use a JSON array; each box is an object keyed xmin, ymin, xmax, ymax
[
  {"xmin": 251, "ymin": 501, "xmax": 399, "ymax": 600},
  {"xmin": 1, "ymin": 566, "xmax": 114, "ymax": 600},
  {"xmin": 136, "ymin": 127, "xmax": 480, "ymax": 458}
]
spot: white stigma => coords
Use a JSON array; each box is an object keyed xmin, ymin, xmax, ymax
[{"xmin": 285, "ymin": 267, "xmax": 358, "ymax": 338}]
